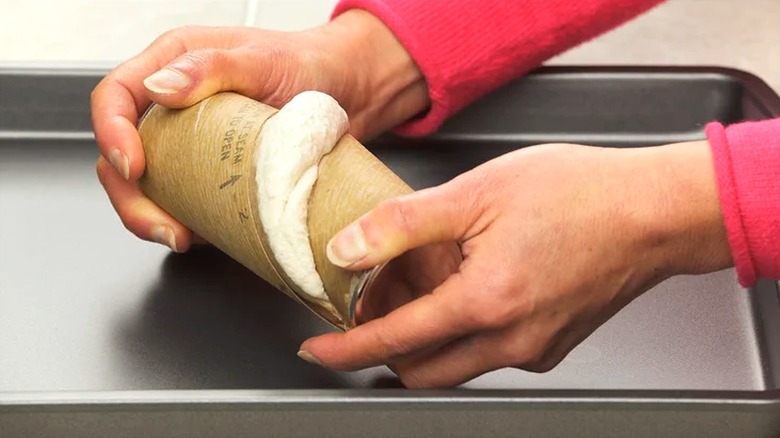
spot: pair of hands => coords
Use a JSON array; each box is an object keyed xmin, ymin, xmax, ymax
[{"xmin": 91, "ymin": 11, "xmax": 733, "ymax": 388}]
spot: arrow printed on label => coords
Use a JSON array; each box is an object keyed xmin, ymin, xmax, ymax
[{"xmin": 219, "ymin": 174, "xmax": 242, "ymax": 189}]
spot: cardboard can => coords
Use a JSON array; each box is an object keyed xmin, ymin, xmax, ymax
[{"xmin": 137, "ymin": 92, "xmax": 415, "ymax": 330}]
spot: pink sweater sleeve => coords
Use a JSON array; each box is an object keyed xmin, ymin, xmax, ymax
[
  {"xmin": 332, "ymin": 0, "xmax": 664, "ymax": 135},
  {"xmin": 332, "ymin": 0, "xmax": 780, "ymax": 286},
  {"xmin": 706, "ymin": 119, "xmax": 780, "ymax": 286}
]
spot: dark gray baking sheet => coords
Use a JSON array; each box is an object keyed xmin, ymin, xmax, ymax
[{"xmin": 1, "ymin": 66, "xmax": 780, "ymax": 437}]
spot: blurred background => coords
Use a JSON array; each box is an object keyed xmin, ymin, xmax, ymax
[{"xmin": 0, "ymin": 0, "xmax": 777, "ymax": 92}]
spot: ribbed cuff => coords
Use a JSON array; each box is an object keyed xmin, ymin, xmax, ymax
[
  {"xmin": 332, "ymin": 0, "xmax": 450, "ymax": 136},
  {"xmin": 706, "ymin": 119, "xmax": 780, "ymax": 286},
  {"xmin": 333, "ymin": 0, "xmax": 665, "ymax": 137}
]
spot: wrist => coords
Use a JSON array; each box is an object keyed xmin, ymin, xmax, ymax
[
  {"xmin": 628, "ymin": 141, "xmax": 733, "ymax": 277},
  {"xmin": 321, "ymin": 9, "xmax": 429, "ymax": 138}
]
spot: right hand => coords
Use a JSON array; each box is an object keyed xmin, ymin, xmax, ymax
[
  {"xmin": 304, "ymin": 141, "xmax": 732, "ymax": 387},
  {"xmin": 91, "ymin": 10, "xmax": 428, "ymax": 252}
]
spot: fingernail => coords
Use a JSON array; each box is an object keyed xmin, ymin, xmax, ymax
[
  {"xmin": 108, "ymin": 148, "xmax": 130, "ymax": 180},
  {"xmin": 150, "ymin": 225, "xmax": 178, "ymax": 252},
  {"xmin": 297, "ymin": 350, "xmax": 321, "ymax": 366},
  {"xmin": 326, "ymin": 223, "xmax": 368, "ymax": 268},
  {"xmin": 143, "ymin": 68, "xmax": 190, "ymax": 94}
]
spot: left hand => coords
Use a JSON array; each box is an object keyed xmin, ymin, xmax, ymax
[
  {"xmin": 299, "ymin": 141, "xmax": 733, "ymax": 388},
  {"xmin": 91, "ymin": 11, "xmax": 427, "ymax": 252}
]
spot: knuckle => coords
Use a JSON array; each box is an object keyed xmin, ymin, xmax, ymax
[
  {"xmin": 371, "ymin": 325, "xmax": 408, "ymax": 359},
  {"xmin": 448, "ymin": 170, "xmax": 487, "ymax": 211},
  {"xmin": 248, "ymin": 44, "xmax": 294, "ymax": 72},
  {"xmin": 491, "ymin": 306, "xmax": 519, "ymax": 328},
  {"xmin": 379, "ymin": 197, "xmax": 418, "ymax": 238},
  {"xmin": 158, "ymin": 25, "xmax": 201, "ymax": 44},
  {"xmin": 119, "ymin": 218, "xmax": 136, "ymax": 235},
  {"xmin": 519, "ymin": 354, "xmax": 561, "ymax": 374},
  {"xmin": 89, "ymin": 83, "xmax": 100, "ymax": 105},
  {"xmin": 513, "ymin": 344, "xmax": 547, "ymax": 369},
  {"xmin": 149, "ymin": 27, "xmax": 192, "ymax": 57},
  {"xmin": 95, "ymin": 159, "xmax": 107, "ymax": 183},
  {"xmin": 152, "ymin": 27, "xmax": 185, "ymax": 48},
  {"xmin": 465, "ymin": 275, "xmax": 526, "ymax": 330},
  {"xmin": 178, "ymin": 48, "xmax": 224, "ymax": 70},
  {"xmin": 508, "ymin": 332, "xmax": 561, "ymax": 372},
  {"xmin": 97, "ymin": 178, "xmax": 144, "ymax": 236},
  {"xmin": 90, "ymin": 73, "xmax": 116, "ymax": 107},
  {"xmin": 116, "ymin": 200, "xmax": 143, "ymax": 235},
  {"xmin": 521, "ymin": 361, "xmax": 556, "ymax": 374},
  {"xmin": 464, "ymin": 306, "xmax": 505, "ymax": 330},
  {"xmin": 398, "ymin": 370, "xmax": 432, "ymax": 389}
]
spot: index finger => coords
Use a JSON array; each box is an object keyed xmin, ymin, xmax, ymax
[
  {"xmin": 90, "ymin": 66, "xmax": 164, "ymax": 181},
  {"xmin": 90, "ymin": 37, "xmax": 187, "ymax": 180},
  {"xmin": 299, "ymin": 271, "xmax": 478, "ymax": 371}
]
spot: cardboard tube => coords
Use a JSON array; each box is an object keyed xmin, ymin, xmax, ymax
[
  {"xmin": 137, "ymin": 92, "xmax": 412, "ymax": 329},
  {"xmin": 310, "ymin": 135, "xmax": 413, "ymax": 319}
]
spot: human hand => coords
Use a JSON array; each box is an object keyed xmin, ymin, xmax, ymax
[
  {"xmin": 92, "ymin": 10, "xmax": 428, "ymax": 251},
  {"xmin": 300, "ymin": 141, "xmax": 733, "ymax": 388}
]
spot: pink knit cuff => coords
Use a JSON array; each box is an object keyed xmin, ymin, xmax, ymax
[
  {"xmin": 332, "ymin": 0, "xmax": 449, "ymax": 136},
  {"xmin": 333, "ymin": 0, "xmax": 664, "ymax": 136},
  {"xmin": 707, "ymin": 119, "xmax": 780, "ymax": 286}
]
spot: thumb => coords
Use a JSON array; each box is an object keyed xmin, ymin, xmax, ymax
[
  {"xmin": 141, "ymin": 47, "xmax": 263, "ymax": 108},
  {"xmin": 326, "ymin": 184, "xmax": 480, "ymax": 270}
]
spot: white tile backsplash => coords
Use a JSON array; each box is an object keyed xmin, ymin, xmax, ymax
[
  {"xmin": 549, "ymin": 0, "xmax": 780, "ymax": 93},
  {"xmin": 0, "ymin": 0, "xmax": 249, "ymax": 64},
  {"xmin": 0, "ymin": 0, "xmax": 776, "ymax": 93},
  {"xmin": 252, "ymin": 0, "xmax": 338, "ymax": 30}
]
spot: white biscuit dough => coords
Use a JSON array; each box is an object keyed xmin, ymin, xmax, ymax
[{"xmin": 255, "ymin": 91, "xmax": 349, "ymax": 301}]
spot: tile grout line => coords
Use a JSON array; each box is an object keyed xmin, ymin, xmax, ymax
[{"xmin": 244, "ymin": 0, "xmax": 259, "ymax": 26}]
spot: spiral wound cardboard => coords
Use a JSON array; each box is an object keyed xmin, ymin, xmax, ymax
[{"xmin": 137, "ymin": 92, "xmax": 412, "ymax": 330}]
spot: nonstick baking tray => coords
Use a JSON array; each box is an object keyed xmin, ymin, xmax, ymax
[{"xmin": 1, "ymin": 66, "xmax": 780, "ymax": 437}]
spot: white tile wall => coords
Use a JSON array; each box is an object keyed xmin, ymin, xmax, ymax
[
  {"xmin": 252, "ymin": 0, "xmax": 338, "ymax": 30},
  {"xmin": 0, "ymin": 0, "xmax": 776, "ymax": 92},
  {"xmin": 0, "ymin": 0, "xmax": 249, "ymax": 64},
  {"xmin": 550, "ymin": 0, "xmax": 780, "ymax": 93}
]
